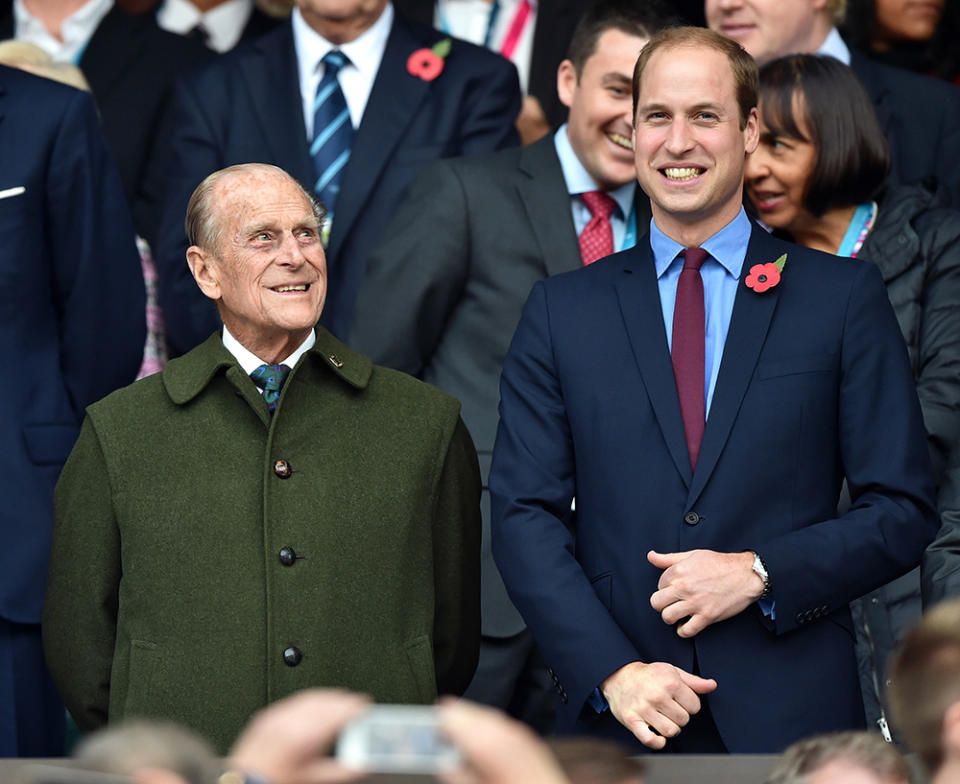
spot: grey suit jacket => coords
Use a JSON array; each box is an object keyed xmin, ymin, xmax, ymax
[{"xmin": 350, "ymin": 135, "xmax": 651, "ymax": 635}]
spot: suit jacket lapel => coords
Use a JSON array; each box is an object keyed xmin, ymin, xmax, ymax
[
  {"xmin": 686, "ymin": 225, "xmax": 782, "ymax": 506},
  {"xmin": 615, "ymin": 243, "xmax": 693, "ymax": 487},
  {"xmin": 238, "ymin": 23, "xmax": 315, "ymax": 187},
  {"xmin": 516, "ymin": 136, "xmax": 582, "ymax": 277},
  {"xmin": 328, "ymin": 15, "xmax": 430, "ymax": 259}
]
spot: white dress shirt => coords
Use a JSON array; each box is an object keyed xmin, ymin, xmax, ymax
[
  {"xmin": 157, "ymin": 0, "xmax": 255, "ymax": 53},
  {"xmin": 222, "ymin": 326, "xmax": 317, "ymax": 385},
  {"xmin": 14, "ymin": 0, "xmax": 113, "ymax": 63}
]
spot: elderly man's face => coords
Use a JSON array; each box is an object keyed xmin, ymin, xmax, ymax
[
  {"xmin": 705, "ymin": 0, "xmax": 824, "ymax": 65},
  {"xmin": 197, "ymin": 172, "xmax": 327, "ymax": 350}
]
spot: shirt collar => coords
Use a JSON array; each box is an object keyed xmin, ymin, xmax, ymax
[
  {"xmin": 222, "ymin": 325, "xmax": 317, "ymax": 375},
  {"xmin": 651, "ymin": 207, "xmax": 751, "ymax": 279},
  {"xmin": 816, "ymin": 26, "xmax": 851, "ymax": 65},
  {"xmin": 292, "ymin": 1, "xmax": 393, "ymax": 89},
  {"xmin": 14, "ymin": 0, "xmax": 114, "ymax": 62},
  {"xmin": 157, "ymin": 0, "xmax": 254, "ymax": 52},
  {"xmin": 553, "ymin": 123, "xmax": 636, "ymax": 220}
]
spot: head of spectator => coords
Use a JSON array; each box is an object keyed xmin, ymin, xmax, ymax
[
  {"xmin": 73, "ymin": 719, "xmax": 221, "ymax": 784},
  {"xmin": 889, "ymin": 599, "xmax": 960, "ymax": 781},
  {"xmin": 294, "ymin": 0, "xmax": 389, "ymax": 43},
  {"xmin": 705, "ymin": 0, "xmax": 846, "ymax": 66},
  {"xmin": 743, "ymin": 54, "xmax": 889, "ymax": 252},
  {"xmin": 764, "ymin": 730, "xmax": 912, "ymax": 784},
  {"xmin": 556, "ymin": 0, "xmax": 671, "ymax": 194},
  {"xmin": 0, "ymin": 39, "xmax": 90, "ymax": 89},
  {"xmin": 185, "ymin": 163, "xmax": 327, "ymax": 364},
  {"xmin": 630, "ymin": 26, "xmax": 759, "ymax": 245},
  {"xmin": 547, "ymin": 738, "xmax": 645, "ymax": 784}
]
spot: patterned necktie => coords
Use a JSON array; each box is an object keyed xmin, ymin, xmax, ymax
[
  {"xmin": 250, "ymin": 364, "xmax": 292, "ymax": 415},
  {"xmin": 579, "ymin": 191, "xmax": 618, "ymax": 265},
  {"xmin": 672, "ymin": 247, "xmax": 709, "ymax": 470},
  {"xmin": 311, "ymin": 50, "xmax": 354, "ymax": 215}
]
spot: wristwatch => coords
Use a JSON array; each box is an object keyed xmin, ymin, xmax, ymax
[{"xmin": 751, "ymin": 551, "xmax": 771, "ymax": 599}]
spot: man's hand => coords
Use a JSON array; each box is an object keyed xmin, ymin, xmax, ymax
[
  {"xmin": 648, "ymin": 549, "xmax": 765, "ymax": 637},
  {"xmin": 601, "ymin": 661, "xmax": 717, "ymax": 749},
  {"xmin": 228, "ymin": 689, "xmax": 371, "ymax": 784}
]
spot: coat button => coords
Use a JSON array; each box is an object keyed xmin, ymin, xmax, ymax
[
  {"xmin": 683, "ymin": 512, "xmax": 701, "ymax": 525},
  {"xmin": 795, "ymin": 612, "xmax": 805, "ymax": 625},
  {"xmin": 283, "ymin": 646, "xmax": 302, "ymax": 666},
  {"xmin": 279, "ymin": 547, "xmax": 297, "ymax": 566},
  {"xmin": 274, "ymin": 459, "xmax": 292, "ymax": 478}
]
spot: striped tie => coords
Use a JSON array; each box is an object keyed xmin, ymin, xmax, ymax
[{"xmin": 311, "ymin": 50, "xmax": 354, "ymax": 217}]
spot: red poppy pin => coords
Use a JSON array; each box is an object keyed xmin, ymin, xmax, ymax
[
  {"xmin": 745, "ymin": 253, "xmax": 787, "ymax": 293},
  {"xmin": 407, "ymin": 38, "xmax": 451, "ymax": 82}
]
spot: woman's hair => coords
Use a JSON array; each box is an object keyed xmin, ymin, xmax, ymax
[{"xmin": 758, "ymin": 54, "xmax": 890, "ymax": 215}]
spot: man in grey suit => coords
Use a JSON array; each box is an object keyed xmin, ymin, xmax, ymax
[{"xmin": 349, "ymin": 0, "xmax": 665, "ymax": 730}]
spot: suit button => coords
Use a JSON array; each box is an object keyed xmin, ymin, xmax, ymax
[
  {"xmin": 796, "ymin": 612, "xmax": 805, "ymax": 625},
  {"xmin": 683, "ymin": 512, "xmax": 701, "ymax": 525},
  {"xmin": 283, "ymin": 646, "xmax": 302, "ymax": 666},
  {"xmin": 561, "ymin": 690, "xmax": 568, "ymax": 704},
  {"xmin": 279, "ymin": 547, "xmax": 297, "ymax": 566},
  {"xmin": 274, "ymin": 459, "xmax": 292, "ymax": 478}
]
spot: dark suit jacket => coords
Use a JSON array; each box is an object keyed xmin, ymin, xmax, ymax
[
  {"xmin": 490, "ymin": 224, "xmax": 937, "ymax": 752},
  {"xmin": 0, "ymin": 66, "xmax": 144, "ymax": 624},
  {"xmin": 350, "ymin": 135, "xmax": 650, "ymax": 637},
  {"xmin": 848, "ymin": 46, "xmax": 960, "ymax": 208},
  {"xmin": 147, "ymin": 13, "xmax": 520, "ymax": 354}
]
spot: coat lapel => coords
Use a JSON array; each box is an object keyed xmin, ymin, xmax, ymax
[
  {"xmin": 686, "ymin": 225, "xmax": 782, "ymax": 507},
  {"xmin": 327, "ymin": 15, "xmax": 431, "ymax": 259},
  {"xmin": 615, "ymin": 242, "xmax": 693, "ymax": 487},
  {"xmin": 516, "ymin": 137, "xmax": 582, "ymax": 277},
  {"xmin": 238, "ymin": 24, "xmax": 315, "ymax": 187}
]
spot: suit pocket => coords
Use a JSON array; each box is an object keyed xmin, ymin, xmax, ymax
[
  {"xmin": 403, "ymin": 634, "xmax": 437, "ymax": 703},
  {"xmin": 122, "ymin": 639, "xmax": 159, "ymax": 717},
  {"xmin": 756, "ymin": 354, "xmax": 836, "ymax": 380},
  {"xmin": 590, "ymin": 572, "xmax": 612, "ymax": 611},
  {"xmin": 23, "ymin": 423, "xmax": 80, "ymax": 466}
]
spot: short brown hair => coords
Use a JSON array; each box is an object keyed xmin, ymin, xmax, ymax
[
  {"xmin": 566, "ymin": 0, "xmax": 674, "ymax": 77},
  {"xmin": 889, "ymin": 599, "xmax": 960, "ymax": 772},
  {"xmin": 632, "ymin": 26, "xmax": 758, "ymax": 129},
  {"xmin": 764, "ymin": 731, "xmax": 911, "ymax": 784}
]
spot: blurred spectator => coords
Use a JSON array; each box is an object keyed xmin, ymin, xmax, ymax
[
  {"xmin": 706, "ymin": 0, "xmax": 960, "ymax": 208},
  {"xmin": 547, "ymin": 738, "xmax": 644, "ymax": 784},
  {"xmin": 923, "ymin": 445, "xmax": 960, "ymax": 607},
  {"xmin": 0, "ymin": 0, "xmax": 210, "ymax": 236},
  {"xmin": 146, "ymin": 0, "xmax": 521, "ymax": 354},
  {"xmin": 764, "ymin": 730, "xmax": 912, "ymax": 784},
  {"xmin": 155, "ymin": 0, "xmax": 284, "ymax": 52},
  {"xmin": 841, "ymin": 0, "xmax": 960, "ymax": 85}
]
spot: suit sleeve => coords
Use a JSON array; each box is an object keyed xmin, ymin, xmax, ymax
[
  {"xmin": 349, "ymin": 159, "xmax": 469, "ymax": 375},
  {"xmin": 432, "ymin": 415, "xmax": 482, "ymax": 695},
  {"xmin": 755, "ymin": 263, "xmax": 938, "ymax": 634},
  {"xmin": 490, "ymin": 281, "xmax": 642, "ymax": 713},
  {"xmin": 50, "ymin": 89, "xmax": 145, "ymax": 412},
  {"xmin": 43, "ymin": 415, "xmax": 121, "ymax": 731}
]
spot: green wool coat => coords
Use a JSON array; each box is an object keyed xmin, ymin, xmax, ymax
[{"xmin": 43, "ymin": 329, "xmax": 481, "ymax": 753}]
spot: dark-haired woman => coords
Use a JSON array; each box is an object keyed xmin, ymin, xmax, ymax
[{"xmin": 745, "ymin": 52, "xmax": 960, "ymax": 740}]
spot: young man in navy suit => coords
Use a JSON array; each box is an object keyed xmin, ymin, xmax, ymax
[{"xmin": 490, "ymin": 26, "xmax": 936, "ymax": 753}]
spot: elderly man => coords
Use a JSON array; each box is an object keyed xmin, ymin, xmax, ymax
[{"xmin": 43, "ymin": 163, "xmax": 481, "ymax": 753}]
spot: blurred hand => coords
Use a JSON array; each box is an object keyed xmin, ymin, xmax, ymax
[
  {"xmin": 648, "ymin": 549, "xmax": 764, "ymax": 637},
  {"xmin": 601, "ymin": 661, "xmax": 717, "ymax": 749},
  {"xmin": 228, "ymin": 689, "xmax": 370, "ymax": 784}
]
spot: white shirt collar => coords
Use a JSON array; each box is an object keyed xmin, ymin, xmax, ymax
[
  {"xmin": 14, "ymin": 0, "xmax": 114, "ymax": 63},
  {"xmin": 553, "ymin": 123, "xmax": 635, "ymax": 220},
  {"xmin": 156, "ymin": 0, "xmax": 254, "ymax": 52},
  {"xmin": 816, "ymin": 26, "xmax": 851, "ymax": 65},
  {"xmin": 222, "ymin": 326, "xmax": 317, "ymax": 378}
]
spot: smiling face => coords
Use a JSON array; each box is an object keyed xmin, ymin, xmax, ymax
[
  {"xmin": 632, "ymin": 43, "xmax": 759, "ymax": 245},
  {"xmin": 558, "ymin": 28, "xmax": 648, "ymax": 192},
  {"xmin": 705, "ymin": 0, "xmax": 831, "ymax": 65},
  {"xmin": 187, "ymin": 169, "xmax": 327, "ymax": 363}
]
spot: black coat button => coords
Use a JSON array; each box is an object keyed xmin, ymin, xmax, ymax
[
  {"xmin": 279, "ymin": 547, "xmax": 297, "ymax": 566},
  {"xmin": 684, "ymin": 512, "xmax": 701, "ymax": 525},
  {"xmin": 274, "ymin": 459, "xmax": 292, "ymax": 478},
  {"xmin": 283, "ymin": 646, "xmax": 302, "ymax": 666}
]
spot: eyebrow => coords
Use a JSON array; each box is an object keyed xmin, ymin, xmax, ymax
[{"xmin": 601, "ymin": 72, "xmax": 632, "ymax": 84}]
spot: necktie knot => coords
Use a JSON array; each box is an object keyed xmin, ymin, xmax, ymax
[
  {"xmin": 321, "ymin": 50, "xmax": 349, "ymax": 75},
  {"xmin": 682, "ymin": 246, "xmax": 709, "ymax": 272},
  {"xmin": 581, "ymin": 190, "xmax": 618, "ymax": 220},
  {"xmin": 250, "ymin": 364, "xmax": 291, "ymax": 414}
]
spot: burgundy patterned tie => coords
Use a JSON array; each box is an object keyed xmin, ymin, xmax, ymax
[
  {"xmin": 579, "ymin": 191, "xmax": 618, "ymax": 265},
  {"xmin": 672, "ymin": 247, "xmax": 708, "ymax": 469}
]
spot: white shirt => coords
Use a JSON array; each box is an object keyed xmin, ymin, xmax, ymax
[
  {"xmin": 222, "ymin": 326, "xmax": 317, "ymax": 387},
  {"xmin": 292, "ymin": 2, "xmax": 393, "ymax": 139},
  {"xmin": 14, "ymin": 0, "xmax": 113, "ymax": 63},
  {"xmin": 157, "ymin": 0, "xmax": 254, "ymax": 53},
  {"xmin": 816, "ymin": 26, "xmax": 851, "ymax": 65},
  {"xmin": 434, "ymin": 0, "xmax": 535, "ymax": 93}
]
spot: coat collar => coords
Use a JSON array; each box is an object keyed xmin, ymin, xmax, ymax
[{"xmin": 162, "ymin": 327, "xmax": 372, "ymax": 405}]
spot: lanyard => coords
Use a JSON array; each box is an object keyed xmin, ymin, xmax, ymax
[
  {"xmin": 621, "ymin": 199, "xmax": 638, "ymax": 251},
  {"xmin": 837, "ymin": 201, "xmax": 878, "ymax": 258},
  {"xmin": 437, "ymin": 0, "xmax": 531, "ymax": 57}
]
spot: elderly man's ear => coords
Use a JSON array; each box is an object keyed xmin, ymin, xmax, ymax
[{"xmin": 187, "ymin": 246, "xmax": 222, "ymax": 301}]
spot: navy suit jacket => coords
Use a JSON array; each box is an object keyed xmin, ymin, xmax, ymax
[
  {"xmin": 490, "ymin": 224, "xmax": 937, "ymax": 752},
  {"xmin": 148, "ymin": 14, "xmax": 520, "ymax": 353},
  {"xmin": 0, "ymin": 66, "xmax": 144, "ymax": 623}
]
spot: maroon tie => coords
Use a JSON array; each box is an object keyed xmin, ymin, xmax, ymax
[
  {"xmin": 672, "ymin": 247, "xmax": 708, "ymax": 470},
  {"xmin": 579, "ymin": 191, "xmax": 617, "ymax": 265}
]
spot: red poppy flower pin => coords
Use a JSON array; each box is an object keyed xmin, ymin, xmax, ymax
[
  {"xmin": 407, "ymin": 38, "xmax": 451, "ymax": 82},
  {"xmin": 745, "ymin": 253, "xmax": 787, "ymax": 293}
]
